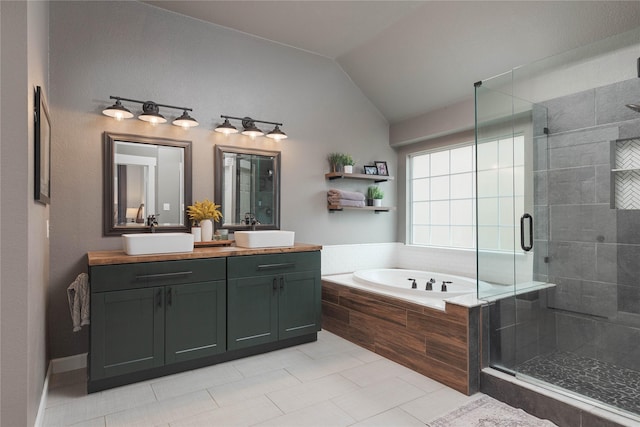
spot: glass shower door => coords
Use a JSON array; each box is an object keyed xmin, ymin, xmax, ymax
[{"xmin": 475, "ymin": 76, "xmax": 550, "ymax": 372}]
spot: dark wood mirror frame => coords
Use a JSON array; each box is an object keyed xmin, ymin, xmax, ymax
[
  {"xmin": 214, "ymin": 145, "xmax": 281, "ymax": 232},
  {"xmin": 103, "ymin": 132, "xmax": 192, "ymax": 236}
]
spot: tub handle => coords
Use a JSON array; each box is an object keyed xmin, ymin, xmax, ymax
[{"xmin": 408, "ymin": 278, "xmax": 417, "ymax": 289}]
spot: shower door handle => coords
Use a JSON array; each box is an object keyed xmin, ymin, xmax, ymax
[{"xmin": 520, "ymin": 213, "xmax": 533, "ymax": 252}]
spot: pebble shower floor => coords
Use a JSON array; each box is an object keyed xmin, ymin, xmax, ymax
[{"xmin": 518, "ymin": 351, "xmax": 640, "ymax": 416}]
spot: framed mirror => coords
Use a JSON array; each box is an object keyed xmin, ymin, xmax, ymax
[
  {"xmin": 214, "ymin": 145, "xmax": 280, "ymax": 231},
  {"xmin": 103, "ymin": 132, "xmax": 192, "ymax": 236}
]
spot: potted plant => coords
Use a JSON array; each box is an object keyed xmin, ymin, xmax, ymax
[
  {"xmin": 342, "ymin": 154, "xmax": 355, "ymax": 173},
  {"xmin": 328, "ymin": 152, "xmax": 343, "ymax": 173},
  {"xmin": 187, "ymin": 199, "xmax": 223, "ymax": 242},
  {"xmin": 367, "ymin": 186, "xmax": 384, "ymax": 207}
]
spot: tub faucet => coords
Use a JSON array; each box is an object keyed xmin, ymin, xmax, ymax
[
  {"xmin": 408, "ymin": 278, "xmax": 417, "ymax": 289},
  {"xmin": 441, "ymin": 280, "xmax": 452, "ymax": 292},
  {"xmin": 426, "ymin": 278, "xmax": 435, "ymax": 291}
]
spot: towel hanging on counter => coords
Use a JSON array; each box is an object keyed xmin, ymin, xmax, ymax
[{"xmin": 67, "ymin": 273, "xmax": 90, "ymax": 332}]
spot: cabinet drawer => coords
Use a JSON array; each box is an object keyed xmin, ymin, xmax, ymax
[
  {"xmin": 91, "ymin": 258, "xmax": 226, "ymax": 292},
  {"xmin": 227, "ymin": 251, "xmax": 320, "ymax": 279}
]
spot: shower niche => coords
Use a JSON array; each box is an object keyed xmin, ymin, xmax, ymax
[{"xmin": 613, "ymin": 137, "xmax": 640, "ymax": 210}]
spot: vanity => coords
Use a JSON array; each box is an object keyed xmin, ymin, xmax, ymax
[
  {"xmin": 90, "ymin": 132, "xmax": 315, "ymax": 392},
  {"xmin": 87, "ymin": 244, "xmax": 321, "ymax": 392}
]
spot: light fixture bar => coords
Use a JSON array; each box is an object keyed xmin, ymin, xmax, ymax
[
  {"xmin": 110, "ymin": 96, "xmax": 193, "ymax": 113},
  {"xmin": 220, "ymin": 115, "xmax": 283, "ymax": 127},
  {"xmin": 104, "ymin": 96, "xmax": 198, "ymax": 128},
  {"xmin": 216, "ymin": 115, "xmax": 287, "ymax": 140}
]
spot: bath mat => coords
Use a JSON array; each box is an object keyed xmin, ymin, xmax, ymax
[{"xmin": 429, "ymin": 395, "xmax": 557, "ymax": 427}]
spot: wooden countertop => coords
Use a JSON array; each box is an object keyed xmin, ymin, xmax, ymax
[{"xmin": 87, "ymin": 243, "xmax": 322, "ymax": 266}]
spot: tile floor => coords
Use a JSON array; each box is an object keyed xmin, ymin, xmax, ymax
[
  {"xmin": 518, "ymin": 351, "xmax": 640, "ymax": 416},
  {"xmin": 43, "ymin": 331, "xmax": 527, "ymax": 426}
]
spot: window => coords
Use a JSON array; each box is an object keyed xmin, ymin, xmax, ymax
[
  {"xmin": 409, "ymin": 135, "xmax": 524, "ymax": 250},
  {"xmin": 409, "ymin": 144, "xmax": 475, "ymax": 248}
]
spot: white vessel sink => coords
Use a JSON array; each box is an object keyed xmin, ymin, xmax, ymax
[
  {"xmin": 234, "ymin": 230, "xmax": 295, "ymax": 248},
  {"xmin": 122, "ymin": 233, "xmax": 194, "ymax": 255}
]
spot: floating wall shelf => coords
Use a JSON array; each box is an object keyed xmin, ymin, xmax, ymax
[
  {"xmin": 325, "ymin": 172, "xmax": 394, "ymax": 183},
  {"xmin": 327, "ymin": 205, "xmax": 395, "ymax": 213},
  {"xmin": 325, "ymin": 171, "xmax": 395, "ymax": 213}
]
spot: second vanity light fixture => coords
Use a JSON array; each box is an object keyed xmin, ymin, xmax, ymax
[
  {"xmin": 214, "ymin": 115, "xmax": 287, "ymax": 140},
  {"xmin": 102, "ymin": 96, "xmax": 199, "ymax": 128}
]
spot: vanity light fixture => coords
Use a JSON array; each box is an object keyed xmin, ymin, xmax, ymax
[
  {"xmin": 215, "ymin": 115, "xmax": 287, "ymax": 140},
  {"xmin": 102, "ymin": 96, "xmax": 199, "ymax": 128}
]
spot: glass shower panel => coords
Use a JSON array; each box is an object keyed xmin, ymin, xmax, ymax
[
  {"xmin": 476, "ymin": 75, "xmax": 551, "ymax": 374},
  {"xmin": 475, "ymin": 74, "xmax": 517, "ymax": 302}
]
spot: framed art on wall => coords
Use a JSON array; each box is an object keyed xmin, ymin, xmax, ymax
[{"xmin": 34, "ymin": 86, "xmax": 51, "ymax": 204}]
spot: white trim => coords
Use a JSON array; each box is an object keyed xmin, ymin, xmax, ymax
[
  {"xmin": 51, "ymin": 352, "xmax": 87, "ymax": 374},
  {"xmin": 34, "ymin": 362, "xmax": 52, "ymax": 427}
]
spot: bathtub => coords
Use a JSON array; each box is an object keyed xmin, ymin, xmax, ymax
[
  {"xmin": 321, "ymin": 268, "xmax": 483, "ymax": 394},
  {"xmin": 323, "ymin": 268, "xmax": 483, "ymax": 311},
  {"xmin": 354, "ymin": 268, "xmax": 476, "ymax": 298}
]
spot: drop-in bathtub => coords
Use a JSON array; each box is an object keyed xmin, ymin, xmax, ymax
[
  {"xmin": 321, "ymin": 268, "xmax": 482, "ymax": 394},
  {"xmin": 353, "ymin": 268, "xmax": 477, "ymax": 299}
]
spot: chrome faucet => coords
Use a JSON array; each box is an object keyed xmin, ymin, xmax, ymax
[
  {"xmin": 244, "ymin": 212, "xmax": 259, "ymax": 231},
  {"xmin": 147, "ymin": 214, "xmax": 158, "ymax": 232}
]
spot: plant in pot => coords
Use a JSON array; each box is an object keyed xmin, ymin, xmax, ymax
[
  {"xmin": 367, "ymin": 186, "xmax": 384, "ymax": 207},
  {"xmin": 342, "ymin": 154, "xmax": 355, "ymax": 173},
  {"xmin": 328, "ymin": 152, "xmax": 344, "ymax": 173},
  {"xmin": 187, "ymin": 199, "xmax": 223, "ymax": 242}
]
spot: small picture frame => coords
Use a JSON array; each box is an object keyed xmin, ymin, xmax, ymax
[
  {"xmin": 363, "ymin": 165, "xmax": 378, "ymax": 175},
  {"xmin": 34, "ymin": 86, "xmax": 51, "ymax": 205},
  {"xmin": 374, "ymin": 161, "xmax": 388, "ymax": 176}
]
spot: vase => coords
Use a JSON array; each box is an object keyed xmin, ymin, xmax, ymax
[
  {"xmin": 373, "ymin": 199, "xmax": 382, "ymax": 207},
  {"xmin": 343, "ymin": 165, "xmax": 353, "ymax": 174},
  {"xmin": 191, "ymin": 226, "xmax": 202, "ymax": 243},
  {"xmin": 200, "ymin": 219, "xmax": 213, "ymax": 242}
]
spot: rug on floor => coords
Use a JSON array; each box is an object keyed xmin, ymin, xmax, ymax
[{"xmin": 429, "ymin": 395, "xmax": 557, "ymax": 427}]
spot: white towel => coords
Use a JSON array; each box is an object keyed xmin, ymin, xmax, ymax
[{"xmin": 67, "ymin": 273, "xmax": 90, "ymax": 332}]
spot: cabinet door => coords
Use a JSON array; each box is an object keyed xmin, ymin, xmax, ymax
[
  {"xmin": 278, "ymin": 270, "xmax": 321, "ymax": 340},
  {"xmin": 90, "ymin": 287, "xmax": 164, "ymax": 380},
  {"xmin": 227, "ymin": 276, "xmax": 278, "ymax": 350},
  {"xmin": 165, "ymin": 281, "xmax": 226, "ymax": 364}
]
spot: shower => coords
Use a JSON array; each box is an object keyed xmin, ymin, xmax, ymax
[{"xmin": 476, "ymin": 47, "xmax": 640, "ymax": 421}]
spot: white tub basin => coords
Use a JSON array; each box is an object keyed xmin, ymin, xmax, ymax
[
  {"xmin": 122, "ymin": 233, "xmax": 194, "ymax": 255},
  {"xmin": 234, "ymin": 230, "xmax": 295, "ymax": 248}
]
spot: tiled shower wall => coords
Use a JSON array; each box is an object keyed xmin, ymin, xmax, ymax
[{"xmin": 539, "ymin": 77, "xmax": 640, "ymax": 371}]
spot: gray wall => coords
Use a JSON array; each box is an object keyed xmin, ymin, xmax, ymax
[
  {"xmin": 1, "ymin": 1, "xmax": 50, "ymax": 425},
  {"xmin": 542, "ymin": 78, "xmax": 640, "ymax": 370},
  {"xmin": 49, "ymin": 1, "xmax": 396, "ymax": 358}
]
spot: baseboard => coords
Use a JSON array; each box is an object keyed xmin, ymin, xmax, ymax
[
  {"xmin": 34, "ymin": 362, "xmax": 52, "ymax": 427},
  {"xmin": 51, "ymin": 352, "xmax": 87, "ymax": 374}
]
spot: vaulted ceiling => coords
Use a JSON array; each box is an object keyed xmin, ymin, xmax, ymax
[{"xmin": 144, "ymin": 1, "xmax": 640, "ymax": 124}]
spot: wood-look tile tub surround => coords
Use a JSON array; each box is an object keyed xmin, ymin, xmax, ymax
[{"xmin": 321, "ymin": 280, "xmax": 480, "ymax": 395}]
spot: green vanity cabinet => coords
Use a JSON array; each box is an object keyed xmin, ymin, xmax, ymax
[
  {"xmin": 89, "ymin": 258, "xmax": 226, "ymax": 385},
  {"xmin": 164, "ymin": 280, "xmax": 226, "ymax": 364},
  {"xmin": 227, "ymin": 251, "xmax": 321, "ymax": 350},
  {"xmin": 91, "ymin": 287, "xmax": 165, "ymax": 380}
]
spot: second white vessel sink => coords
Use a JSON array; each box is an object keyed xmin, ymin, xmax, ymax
[
  {"xmin": 122, "ymin": 232, "xmax": 194, "ymax": 255},
  {"xmin": 234, "ymin": 230, "xmax": 295, "ymax": 248}
]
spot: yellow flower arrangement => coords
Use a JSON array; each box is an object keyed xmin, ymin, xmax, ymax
[{"xmin": 187, "ymin": 199, "xmax": 223, "ymax": 224}]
